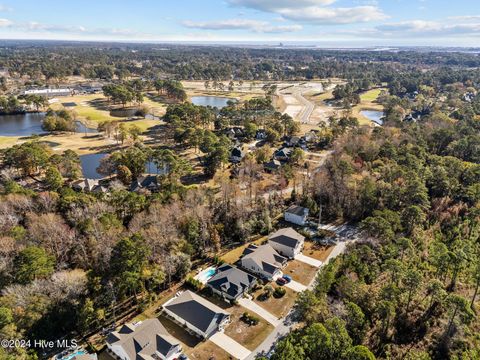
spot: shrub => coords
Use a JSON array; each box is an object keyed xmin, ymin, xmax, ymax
[
  {"xmin": 273, "ymin": 287, "xmax": 286, "ymax": 298},
  {"xmin": 185, "ymin": 276, "xmax": 203, "ymax": 291},
  {"xmin": 241, "ymin": 312, "xmax": 260, "ymax": 326}
]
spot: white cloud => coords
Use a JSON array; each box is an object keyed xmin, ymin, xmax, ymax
[
  {"xmin": 278, "ymin": 6, "xmax": 387, "ymax": 24},
  {"xmin": 228, "ymin": 0, "xmax": 387, "ymax": 25},
  {"xmin": 376, "ymin": 20, "xmax": 480, "ymax": 37},
  {"xmin": 182, "ymin": 19, "xmax": 302, "ymax": 33},
  {"xmin": 228, "ymin": 0, "xmax": 336, "ymax": 12},
  {"xmin": 0, "ymin": 18, "xmax": 12, "ymax": 27}
]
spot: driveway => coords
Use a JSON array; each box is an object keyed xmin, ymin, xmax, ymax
[
  {"xmin": 238, "ymin": 298, "xmax": 281, "ymax": 326},
  {"xmin": 210, "ymin": 332, "xmax": 251, "ymax": 360},
  {"xmin": 284, "ymin": 280, "xmax": 307, "ymax": 292},
  {"xmin": 295, "ymin": 253, "xmax": 323, "ymax": 268}
]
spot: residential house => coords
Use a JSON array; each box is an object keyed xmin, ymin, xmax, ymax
[
  {"xmin": 23, "ymin": 88, "xmax": 72, "ymax": 97},
  {"xmin": 106, "ymin": 319, "xmax": 182, "ymax": 360},
  {"xmin": 284, "ymin": 205, "xmax": 309, "ymax": 226},
  {"xmin": 274, "ymin": 147, "xmax": 292, "ymax": 162},
  {"xmin": 229, "ymin": 146, "xmax": 245, "ymax": 163},
  {"xmin": 207, "ymin": 264, "xmax": 257, "ymax": 301},
  {"xmin": 285, "ymin": 136, "xmax": 300, "ymax": 147},
  {"xmin": 130, "ymin": 175, "xmax": 159, "ymax": 192},
  {"xmin": 264, "ymin": 159, "xmax": 281, "ymax": 173},
  {"xmin": 255, "ymin": 129, "xmax": 267, "ymax": 140},
  {"xmin": 240, "ymin": 244, "xmax": 287, "ymax": 280},
  {"xmin": 268, "ymin": 227, "xmax": 305, "ymax": 259},
  {"xmin": 72, "ymin": 178, "xmax": 108, "ymax": 193},
  {"xmin": 162, "ymin": 290, "xmax": 230, "ymax": 339}
]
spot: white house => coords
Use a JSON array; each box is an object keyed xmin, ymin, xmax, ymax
[
  {"xmin": 106, "ymin": 319, "xmax": 182, "ymax": 360},
  {"xmin": 284, "ymin": 205, "xmax": 309, "ymax": 226},
  {"xmin": 23, "ymin": 88, "xmax": 72, "ymax": 97},
  {"xmin": 268, "ymin": 227, "xmax": 305, "ymax": 259},
  {"xmin": 162, "ymin": 290, "xmax": 230, "ymax": 339},
  {"xmin": 240, "ymin": 243, "xmax": 288, "ymax": 280}
]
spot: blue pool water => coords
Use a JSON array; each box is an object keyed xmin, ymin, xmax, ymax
[
  {"xmin": 196, "ymin": 267, "xmax": 216, "ymax": 283},
  {"xmin": 58, "ymin": 350, "xmax": 86, "ymax": 360}
]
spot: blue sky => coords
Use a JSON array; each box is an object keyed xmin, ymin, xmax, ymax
[{"xmin": 0, "ymin": 0, "xmax": 479, "ymax": 46}]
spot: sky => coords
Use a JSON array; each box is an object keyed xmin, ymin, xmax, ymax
[{"xmin": 0, "ymin": 0, "xmax": 479, "ymax": 46}]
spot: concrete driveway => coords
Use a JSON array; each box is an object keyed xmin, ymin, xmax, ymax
[
  {"xmin": 295, "ymin": 253, "xmax": 323, "ymax": 268},
  {"xmin": 210, "ymin": 332, "xmax": 251, "ymax": 360},
  {"xmin": 284, "ymin": 279, "xmax": 307, "ymax": 292},
  {"xmin": 238, "ymin": 298, "xmax": 281, "ymax": 326}
]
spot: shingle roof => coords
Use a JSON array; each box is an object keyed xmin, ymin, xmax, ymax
[
  {"xmin": 106, "ymin": 318, "xmax": 179, "ymax": 360},
  {"xmin": 163, "ymin": 291, "xmax": 230, "ymax": 333},
  {"xmin": 285, "ymin": 205, "xmax": 309, "ymax": 217},
  {"xmin": 241, "ymin": 244, "xmax": 287, "ymax": 275},
  {"xmin": 269, "ymin": 227, "xmax": 305, "ymax": 248},
  {"xmin": 207, "ymin": 264, "xmax": 256, "ymax": 299}
]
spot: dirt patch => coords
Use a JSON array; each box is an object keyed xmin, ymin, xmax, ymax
[
  {"xmin": 283, "ymin": 260, "xmax": 318, "ymax": 286},
  {"xmin": 303, "ymin": 241, "xmax": 334, "ymax": 262},
  {"xmin": 252, "ymin": 286, "xmax": 297, "ymax": 318}
]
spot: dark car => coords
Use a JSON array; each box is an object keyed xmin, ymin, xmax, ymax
[
  {"xmin": 282, "ymin": 275, "xmax": 292, "ymax": 283},
  {"xmin": 276, "ymin": 277, "xmax": 287, "ymax": 285}
]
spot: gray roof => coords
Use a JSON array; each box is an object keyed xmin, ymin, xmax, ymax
[
  {"xmin": 207, "ymin": 264, "xmax": 256, "ymax": 299},
  {"xmin": 264, "ymin": 159, "xmax": 281, "ymax": 170},
  {"xmin": 274, "ymin": 147, "xmax": 292, "ymax": 158},
  {"xmin": 163, "ymin": 291, "xmax": 230, "ymax": 334},
  {"xmin": 285, "ymin": 205, "xmax": 309, "ymax": 217},
  {"xmin": 106, "ymin": 318, "xmax": 179, "ymax": 360},
  {"xmin": 130, "ymin": 175, "xmax": 159, "ymax": 192},
  {"xmin": 269, "ymin": 227, "xmax": 305, "ymax": 248},
  {"xmin": 241, "ymin": 244, "xmax": 287, "ymax": 275},
  {"xmin": 72, "ymin": 178, "xmax": 99, "ymax": 192}
]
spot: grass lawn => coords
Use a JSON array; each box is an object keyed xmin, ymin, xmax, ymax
[
  {"xmin": 253, "ymin": 286, "xmax": 297, "ymax": 318},
  {"xmin": 187, "ymin": 341, "xmax": 231, "ymax": 360},
  {"xmin": 283, "ymin": 260, "xmax": 318, "ymax": 286},
  {"xmin": 360, "ymin": 88, "xmax": 384, "ymax": 102},
  {"xmin": 202, "ymin": 293, "xmax": 274, "ymax": 351},
  {"xmin": 123, "ymin": 118, "xmax": 160, "ymax": 132},
  {"xmin": 303, "ymin": 241, "xmax": 334, "ymax": 262},
  {"xmin": 50, "ymin": 94, "xmax": 125, "ymax": 123},
  {"xmin": 224, "ymin": 306, "xmax": 274, "ymax": 351},
  {"xmin": 0, "ymin": 136, "xmax": 19, "ymax": 147}
]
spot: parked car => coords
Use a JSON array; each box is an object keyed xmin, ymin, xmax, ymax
[
  {"xmin": 282, "ymin": 275, "xmax": 292, "ymax": 283},
  {"xmin": 178, "ymin": 354, "xmax": 188, "ymax": 360},
  {"xmin": 276, "ymin": 277, "xmax": 287, "ymax": 285}
]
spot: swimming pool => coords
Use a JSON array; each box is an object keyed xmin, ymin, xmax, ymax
[
  {"xmin": 57, "ymin": 350, "xmax": 86, "ymax": 360},
  {"xmin": 195, "ymin": 266, "xmax": 216, "ymax": 284}
]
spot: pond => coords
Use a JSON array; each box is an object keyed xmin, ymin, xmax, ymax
[
  {"xmin": 191, "ymin": 96, "xmax": 234, "ymax": 109},
  {"xmin": 80, "ymin": 153, "xmax": 167, "ymax": 179},
  {"xmin": 360, "ymin": 110, "xmax": 384, "ymax": 125},
  {"xmin": 0, "ymin": 112, "xmax": 97, "ymax": 136}
]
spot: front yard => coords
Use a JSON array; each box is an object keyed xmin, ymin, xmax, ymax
[
  {"xmin": 283, "ymin": 260, "xmax": 318, "ymax": 286},
  {"xmin": 303, "ymin": 241, "xmax": 334, "ymax": 262},
  {"xmin": 252, "ymin": 286, "xmax": 297, "ymax": 318},
  {"xmin": 202, "ymin": 293, "xmax": 274, "ymax": 351},
  {"xmin": 223, "ymin": 304, "xmax": 274, "ymax": 351}
]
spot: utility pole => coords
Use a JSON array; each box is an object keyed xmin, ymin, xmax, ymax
[{"xmin": 318, "ymin": 201, "xmax": 323, "ymax": 230}]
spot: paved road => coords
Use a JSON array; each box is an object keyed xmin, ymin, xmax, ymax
[
  {"xmin": 210, "ymin": 332, "xmax": 251, "ymax": 360},
  {"xmin": 245, "ymin": 225, "xmax": 360, "ymax": 360},
  {"xmin": 293, "ymin": 88, "xmax": 315, "ymax": 124}
]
